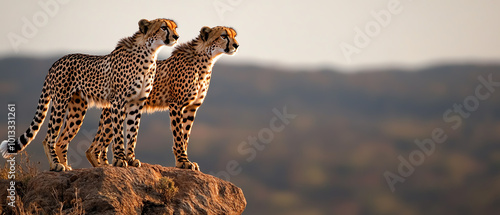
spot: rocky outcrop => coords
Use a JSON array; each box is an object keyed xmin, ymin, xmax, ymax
[{"xmin": 0, "ymin": 163, "xmax": 246, "ymax": 214}]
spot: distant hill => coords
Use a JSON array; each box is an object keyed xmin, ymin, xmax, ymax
[{"xmin": 1, "ymin": 57, "xmax": 499, "ymax": 215}]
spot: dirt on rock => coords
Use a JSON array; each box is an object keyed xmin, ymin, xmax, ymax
[{"xmin": 0, "ymin": 163, "xmax": 246, "ymax": 215}]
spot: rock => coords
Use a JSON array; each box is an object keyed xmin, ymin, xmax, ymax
[{"xmin": 0, "ymin": 163, "xmax": 246, "ymax": 214}]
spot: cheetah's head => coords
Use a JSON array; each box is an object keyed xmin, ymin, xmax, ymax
[
  {"xmin": 199, "ymin": 26, "xmax": 239, "ymax": 56},
  {"xmin": 139, "ymin": 18, "xmax": 179, "ymax": 48}
]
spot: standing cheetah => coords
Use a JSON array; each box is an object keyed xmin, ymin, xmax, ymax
[
  {"xmin": 60, "ymin": 26, "xmax": 238, "ymax": 170},
  {"xmin": 0, "ymin": 19, "xmax": 179, "ymax": 171}
]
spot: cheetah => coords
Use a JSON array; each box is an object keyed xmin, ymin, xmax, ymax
[
  {"xmin": 60, "ymin": 26, "xmax": 238, "ymax": 170},
  {"xmin": 0, "ymin": 19, "xmax": 179, "ymax": 171}
]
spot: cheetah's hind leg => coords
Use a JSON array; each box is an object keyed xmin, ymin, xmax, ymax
[{"xmin": 55, "ymin": 93, "xmax": 88, "ymax": 170}]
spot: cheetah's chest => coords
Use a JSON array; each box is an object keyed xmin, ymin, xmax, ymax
[
  {"xmin": 190, "ymin": 70, "xmax": 211, "ymax": 105},
  {"xmin": 126, "ymin": 59, "xmax": 156, "ymax": 102},
  {"xmin": 135, "ymin": 67, "xmax": 156, "ymax": 99}
]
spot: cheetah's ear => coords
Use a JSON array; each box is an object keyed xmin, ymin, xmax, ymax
[
  {"xmin": 200, "ymin": 26, "xmax": 212, "ymax": 41},
  {"xmin": 139, "ymin": 19, "xmax": 151, "ymax": 34}
]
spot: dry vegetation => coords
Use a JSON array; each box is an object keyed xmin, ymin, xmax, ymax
[
  {"xmin": 156, "ymin": 176, "xmax": 179, "ymax": 202},
  {"xmin": 1, "ymin": 153, "xmax": 84, "ymax": 215}
]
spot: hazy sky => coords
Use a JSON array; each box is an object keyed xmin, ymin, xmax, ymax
[{"xmin": 1, "ymin": 0, "xmax": 499, "ymax": 69}]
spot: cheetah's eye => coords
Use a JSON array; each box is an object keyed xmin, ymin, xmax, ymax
[
  {"xmin": 220, "ymin": 35, "xmax": 228, "ymax": 39},
  {"xmin": 161, "ymin": 26, "xmax": 168, "ymax": 31}
]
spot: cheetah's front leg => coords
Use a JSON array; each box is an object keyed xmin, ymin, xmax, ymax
[
  {"xmin": 110, "ymin": 101, "xmax": 128, "ymax": 168},
  {"xmin": 124, "ymin": 103, "xmax": 144, "ymax": 167},
  {"xmin": 169, "ymin": 104, "xmax": 200, "ymax": 171}
]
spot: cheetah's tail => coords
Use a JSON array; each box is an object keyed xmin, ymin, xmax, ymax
[{"xmin": 0, "ymin": 83, "xmax": 51, "ymax": 159}]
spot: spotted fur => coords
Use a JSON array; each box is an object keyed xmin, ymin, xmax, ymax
[
  {"xmin": 60, "ymin": 26, "xmax": 238, "ymax": 171},
  {"xmin": 0, "ymin": 19, "xmax": 179, "ymax": 172}
]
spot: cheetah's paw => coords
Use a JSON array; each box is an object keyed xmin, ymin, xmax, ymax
[
  {"xmin": 62, "ymin": 164, "xmax": 73, "ymax": 171},
  {"xmin": 112, "ymin": 158, "xmax": 128, "ymax": 168},
  {"xmin": 176, "ymin": 161, "xmax": 200, "ymax": 171},
  {"xmin": 50, "ymin": 163, "xmax": 66, "ymax": 172},
  {"xmin": 127, "ymin": 158, "xmax": 141, "ymax": 167}
]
